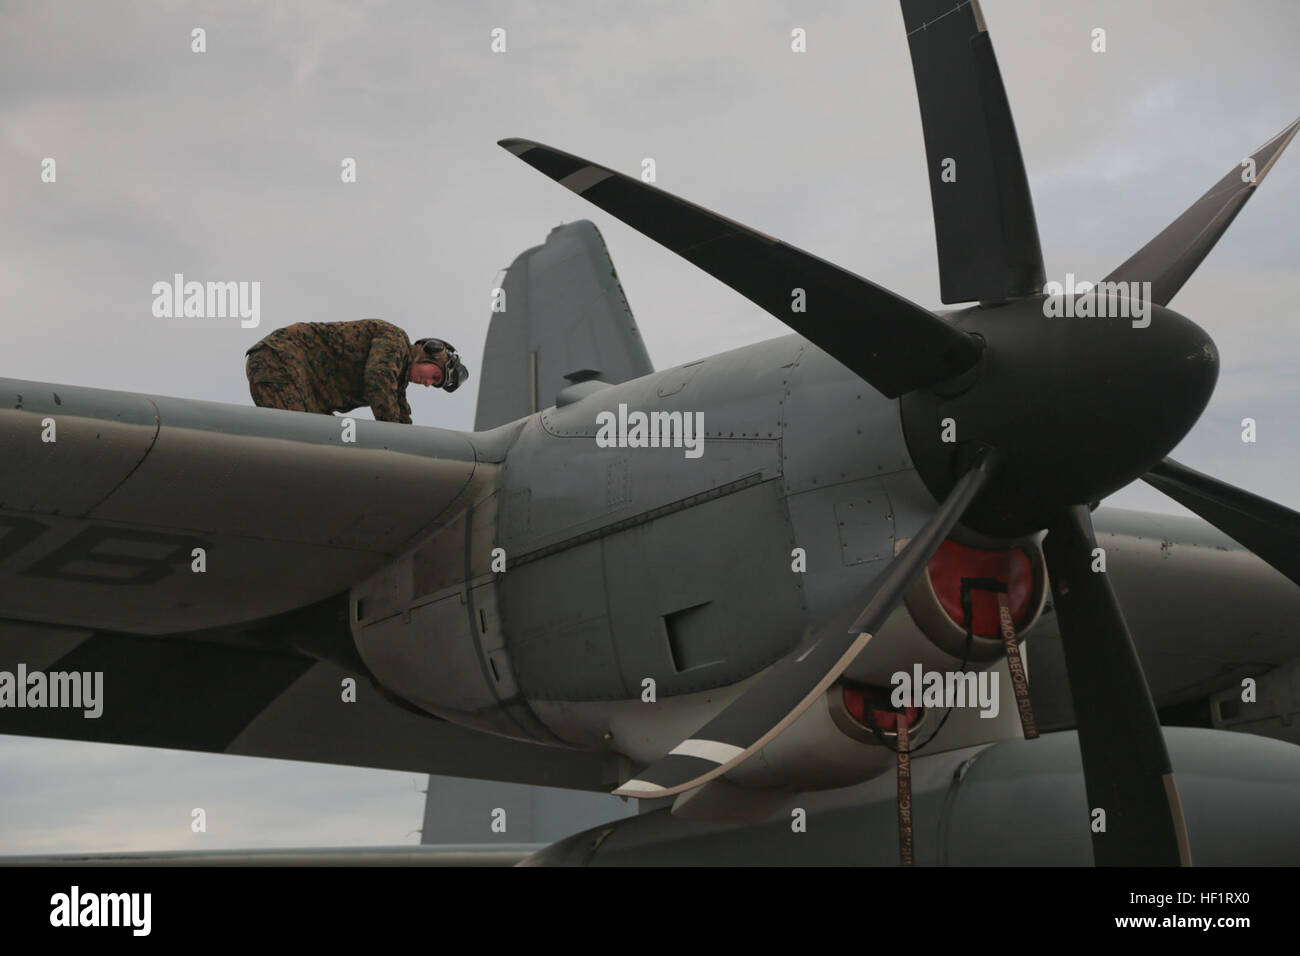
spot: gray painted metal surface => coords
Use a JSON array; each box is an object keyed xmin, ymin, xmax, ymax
[
  {"xmin": 1026, "ymin": 507, "xmax": 1300, "ymax": 730},
  {"xmin": 522, "ymin": 728, "xmax": 1300, "ymax": 865},
  {"xmin": 0, "ymin": 378, "xmax": 481, "ymax": 632},
  {"xmin": 495, "ymin": 337, "xmax": 802, "ymax": 707},
  {"xmin": 474, "ymin": 219, "xmax": 653, "ymax": 430},
  {"xmin": 0, "ymin": 624, "xmax": 619, "ymax": 791}
]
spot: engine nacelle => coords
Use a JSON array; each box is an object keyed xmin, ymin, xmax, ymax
[
  {"xmin": 714, "ymin": 535, "xmax": 1047, "ymax": 798},
  {"xmin": 845, "ymin": 532, "xmax": 1048, "ymax": 688}
]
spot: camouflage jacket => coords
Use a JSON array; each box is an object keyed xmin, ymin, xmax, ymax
[{"xmin": 252, "ymin": 319, "xmax": 414, "ymax": 423}]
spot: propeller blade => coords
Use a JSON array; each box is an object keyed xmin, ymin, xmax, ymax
[
  {"xmin": 613, "ymin": 447, "xmax": 998, "ymax": 799},
  {"xmin": 1104, "ymin": 117, "xmax": 1300, "ymax": 307},
  {"xmin": 498, "ymin": 139, "xmax": 983, "ymax": 398},
  {"xmin": 901, "ymin": 0, "xmax": 1046, "ymax": 304},
  {"xmin": 1043, "ymin": 505, "xmax": 1191, "ymax": 866},
  {"xmin": 1143, "ymin": 457, "xmax": 1300, "ymax": 589}
]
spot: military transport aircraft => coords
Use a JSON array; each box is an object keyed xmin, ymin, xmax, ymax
[{"xmin": 3, "ymin": 0, "xmax": 1300, "ymax": 865}]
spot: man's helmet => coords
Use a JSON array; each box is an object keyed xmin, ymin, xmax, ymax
[{"xmin": 413, "ymin": 338, "xmax": 470, "ymax": 393}]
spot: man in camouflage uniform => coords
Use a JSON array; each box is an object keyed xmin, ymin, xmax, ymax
[{"xmin": 245, "ymin": 319, "xmax": 465, "ymax": 424}]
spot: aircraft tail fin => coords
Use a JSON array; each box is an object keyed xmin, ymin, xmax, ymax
[{"xmin": 473, "ymin": 220, "xmax": 653, "ymax": 430}]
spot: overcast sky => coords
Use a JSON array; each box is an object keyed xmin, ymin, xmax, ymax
[{"xmin": 1, "ymin": 0, "xmax": 1298, "ymax": 853}]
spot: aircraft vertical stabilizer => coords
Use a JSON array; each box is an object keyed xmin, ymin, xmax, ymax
[{"xmin": 473, "ymin": 220, "xmax": 653, "ymax": 430}]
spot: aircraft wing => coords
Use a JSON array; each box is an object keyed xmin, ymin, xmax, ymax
[
  {"xmin": 0, "ymin": 377, "xmax": 617, "ymax": 791},
  {"xmin": 0, "ymin": 377, "xmax": 487, "ymax": 634}
]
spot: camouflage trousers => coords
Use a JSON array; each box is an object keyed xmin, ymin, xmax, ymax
[{"xmin": 246, "ymin": 346, "xmax": 324, "ymax": 414}]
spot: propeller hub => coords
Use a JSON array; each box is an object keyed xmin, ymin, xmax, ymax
[{"xmin": 901, "ymin": 295, "xmax": 1219, "ymax": 536}]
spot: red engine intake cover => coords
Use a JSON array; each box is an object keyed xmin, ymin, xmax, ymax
[
  {"xmin": 926, "ymin": 540, "xmax": 1034, "ymax": 637},
  {"xmin": 842, "ymin": 685, "xmax": 922, "ymax": 731}
]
